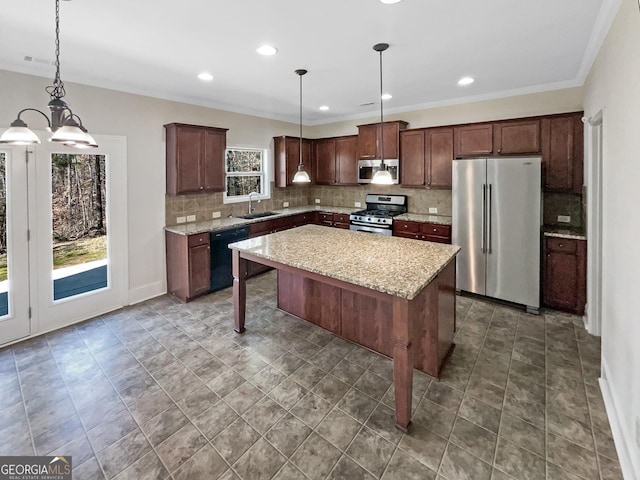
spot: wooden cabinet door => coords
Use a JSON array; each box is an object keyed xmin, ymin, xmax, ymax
[
  {"xmin": 400, "ymin": 130, "xmax": 425, "ymax": 187},
  {"xmin": 188, "ymin": 243, "xmax": 211, "ymax": 298},
  {"xmin": 454, "ymin": 123, "xmax": 493, "ymax": 157},
  {"xmin": 493, "ymin": 119, "xmax": 541, "ymax": 155},
  {"xmin": 314, "ymin": 138, "xmax": 336, "ymax": 184},
  {"xmin": 542, "ymin": 114, "xmax": 583, "ymax": 193},
  {"xmin": 543, "ymin": 237, "xmax": 586, "ymax": 314},
  {"xmin": 173, "ymin": 125, "xmax": 203, "ymax": 194},
  {"xmin": 382, "ymin": 122, "xmax": 401, "ymax": 160},
  {"xmin": 336, "ymin": 136, "xmax": 358, "ymax": 184},
  {"xmin": 203, "ymin": 128, "xmax": 226, "ymax": 192},
  {"xmin": 427, "ymin": 127, "xmax": 454, "ymax": 188},
  {"xmin": 285, "ymin": 137, "xmax": 302, "ymax": 186},
  {"xmin": 357, "ymin": 124, "xmax": 378, "ymax": 159}
]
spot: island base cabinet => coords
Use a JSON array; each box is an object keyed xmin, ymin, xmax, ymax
[{"xmin": 276, "ymin": 261, "xmax": 456, "ymax": 379}]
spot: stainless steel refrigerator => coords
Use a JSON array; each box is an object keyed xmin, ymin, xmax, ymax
[{"xmin": 452, "ymin": 157, "xmax": 541, "ymax": 313}]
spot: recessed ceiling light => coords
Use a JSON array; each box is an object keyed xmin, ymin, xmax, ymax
[
  {"xmin": 256, "ymin": 45, "xmax": 278, "ymax": 56},
  {"xmin": 381, "ymin": 93, "xmax": 392, "ymax": 100},
  {"xmin": 458, "ymin": 76, "xmax": 475, "ymax": 86},
  {"xmin": 380, "ymin": 0, "xmax": 403, "ymax": 4},
  {"xmin": 197, "ymin": 72, "xmax": 214, "ymax": 81},
  {"xmin": 319, "ymin": 105, "xmax": 330, "ymax": 111}
]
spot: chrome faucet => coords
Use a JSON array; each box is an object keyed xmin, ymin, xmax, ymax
[{"xmin": 248, "ymin": 192, "xmax": 261, "ymax": 215}]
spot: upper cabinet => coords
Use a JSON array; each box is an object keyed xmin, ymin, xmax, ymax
[
  {"xmin": 314, "ymin": 138, "xmax": 336, "ymax": 185},
  {"xmin": 335, "ymin": 135, "xmax": 359, "ymax": 185},
  {"xmin": 541, "ymin": 113, "xmax": 583, "ymax": 193},
  {"xmin": 493, "ymin": 119, "xmax": 541, "ymax": 155},
  {"xmin": 399, "ymin": 130, "xmax": 425, "ymax": 187},
  {"xmin": 454, "ymin": 123, "xmax": 493, "ymax": 157},
  {"xmin": 427, "ymin": 127, "xmax": 454, "ymax": 188},
  {"xmin": 357, "ymin": 121, "xmax": 408, "ymax": 160},
  {"xmin": 274, "ymin": 136, "xmax": 313, "ymax": 187},
  {"xmin": 399, "ymin": 127, "xmax": 454, "ymax": 189},
  {"xmin": 165, "ymin": 123, "xmax": 228, "ymax": 195}
]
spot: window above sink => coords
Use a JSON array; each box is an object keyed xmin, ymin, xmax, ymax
[{"xmin": 223, "ymin": 146, "xmax": 271, "ymax": 204}]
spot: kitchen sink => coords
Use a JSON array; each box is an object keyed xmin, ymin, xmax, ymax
[{"xmin": 238, "ymin": 211, "xmax": 277, "ymax": 220}]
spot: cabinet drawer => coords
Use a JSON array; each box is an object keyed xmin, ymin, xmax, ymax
[
  {"xmin": 421, "ymin": 223, "xmax": 451, "ymax": 238},
  {"xmin": 546, "ymin": 237, "xmax": 577, "ymax": 253},
  {"xmin": 334, "ymin": 213, "xmax": 350, "ymax": 223},
  {"xmin": 394, "ymin": 221, "xmax": 420, "ymax": 233},
  {"xmin": 187, "ymin": 233, "xmax": 209, "ymax": 247},
  {"xmin": 318, "ymin": 212, "xmax": 334, "ymax": 223},
  {"xmin": 249, "ymin": 220, "xmax": 272, "ymax": 236}
]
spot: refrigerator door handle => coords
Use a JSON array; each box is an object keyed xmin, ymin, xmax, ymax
[
  {"xmin": 481, "ymin": 184, "xmax": 486, "ymax": 253},
  {"xmin": 488, "ymin": 184, "xmax": 492, "ymax": 254}
]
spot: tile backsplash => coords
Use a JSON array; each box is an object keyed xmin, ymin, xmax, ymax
[
  {"xmin": 165, "ymin": 184, "xmax": 582, "ymax": 230},
  {"xmin": 165, "ymin": 184, "xmax": 452, "ymax": 226}
]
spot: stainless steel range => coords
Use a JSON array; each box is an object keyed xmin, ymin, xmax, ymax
[{"xmin": 349, "ymin": 194, "xmax": 408, "ymax": 235}]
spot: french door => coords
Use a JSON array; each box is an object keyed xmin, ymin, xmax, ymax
[{"xmin": 0, "ymin": 134, "xmax": 128, "ymax": 346}]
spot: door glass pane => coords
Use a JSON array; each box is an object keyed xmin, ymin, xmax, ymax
[
  {"xmin": 0, "ymin": 153, "xmax": 7, "ymax": 316},
  {"xmin": 51, "ymin": 153, "xmax": 108, "ymax": 300}
]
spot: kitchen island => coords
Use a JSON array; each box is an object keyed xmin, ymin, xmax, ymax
[{"xmin": 229, "ymin": 224, "xmax": 459, "ymax": 432}]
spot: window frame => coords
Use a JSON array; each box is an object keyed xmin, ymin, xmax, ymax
[{"xmin": 222, "ymin": 146, "xmax": 271, "ymax": 204}]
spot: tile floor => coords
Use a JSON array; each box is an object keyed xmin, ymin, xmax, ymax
[{"xmin": 0, "ymin": 271, "xmax": 624, "ymax": 480}]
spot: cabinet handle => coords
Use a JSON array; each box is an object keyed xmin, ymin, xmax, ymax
[
  {"xmin": 433, "ymin": 228, "xmax": 437, "ymax": 232},
  {"xmin": 559, "ymin": 243, "xmax": 564, "ymax": 248},
  {"xmin": 498, "ymin": 148, "xmax": 501, "ymax": 153}
]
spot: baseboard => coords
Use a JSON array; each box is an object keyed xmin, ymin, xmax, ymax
[
  {"xmin": 128, "ymin": 281, "xmax": 166, "ymax": 306},
  {"xmin": 600, "ymin": 358, "xmax": 640, "ymax": 480}
]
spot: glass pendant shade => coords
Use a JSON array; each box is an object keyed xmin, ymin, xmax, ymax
[
  {"xmin": 371, "ymin": 169, "xmax": 394, "ymax": 185},
  {"xmin": 50, "ymin": 124, "xmax": 93, "ymax": 145},
  {"xmin": 292, "ymin": 165, "xmax": 311, "ymax": 183},
  {"xmin": 0, "ymin": 125, "xmax": 41, "ymax": 145}
]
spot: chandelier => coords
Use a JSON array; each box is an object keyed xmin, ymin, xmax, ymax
[{"xmin": 0, "ymin": 0, "xmax": 97, "ymax": 148}]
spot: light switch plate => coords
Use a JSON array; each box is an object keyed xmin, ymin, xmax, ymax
[
  {"xmin": 186, "ymin": 215, "xmax": 196, "ymax": 222},
  {"xmin": 283, "ymin": 201, "xmax": 289, "ymax": 208},
  {"xmin": 557, "ymin": 215, "xmax": 571, "ymax": 223},
  {"xmin": 429, "ymin": 207, "xmax": 438, "ymax": 214},
  {"xmin": 212, "ymin": 211, "xmax": 221, "ymax": 219},
  {"xmin": 315, "ymin": 198, "xmax": 321, "ymax": 204},
  {"xmin": 355, "ymin": 202, "xmax": 362, "ymax": 208},
  {"xmin": 176, "ymin": 216, "xmax": 186, "ymax": 224}
]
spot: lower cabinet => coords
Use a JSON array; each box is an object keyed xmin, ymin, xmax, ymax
[
  {"xmin": 166, "ymin": 231, "xmax": 210, "ymax": 302},
  {"xmin": 543, "ymin": 236, "xmax": 587, "ymax": 315},
  {"xmin": 393, "ymin": 220, "xmax": 451, "ymax": 243}
]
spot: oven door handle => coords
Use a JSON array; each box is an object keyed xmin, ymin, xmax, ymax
[{"xmin": 349, "ymin": 224, "xmax": 392, "ymax": 235}]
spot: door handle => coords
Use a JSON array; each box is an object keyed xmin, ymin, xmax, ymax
[
  {"xmin": 481, "ymin": 184, "xmax": 486, "ymax": 253},
  {"xmin": 487, "ymin": 184, "xmax": 492, "ymax": 254}
]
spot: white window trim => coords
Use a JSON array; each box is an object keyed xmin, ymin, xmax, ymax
[{"xmin": 223, "ymin": 146, "xmax": 271, "ymax": 204}]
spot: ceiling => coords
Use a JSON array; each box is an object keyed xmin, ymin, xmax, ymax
[{"xmin": 0, "ymin": 0, "xmax": 608, "ymax": 125}]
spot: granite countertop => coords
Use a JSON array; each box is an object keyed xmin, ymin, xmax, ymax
[
  {"xmin": 229, "ymin": 224, "xmax": 460, "ymax": 300},
  {"xmin": 395, "ymin": 213, "xmax": 452, "ymax": 225},
  {"xmin": 543, "ymin": 226, "xmax": 587, "ymax": 240}
]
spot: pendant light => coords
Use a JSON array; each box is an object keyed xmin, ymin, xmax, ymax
[
  {"xmin": 371, "ymin": 43, "xmax": 394, "ymax": 185},
  {"xmin": 292, "ymin": 69, "xmax": 311, "ymax": 183},
  {"xmin": 0, "ymin": 0, "xmax": 97, "ymax": 148}
]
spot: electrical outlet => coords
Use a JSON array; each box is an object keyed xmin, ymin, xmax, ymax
[
  {"xmin": 315, "ymin": 198, "xmax": 321, "ymax": 204},
  {"xmin": 176, "ymin": 216, "xmax": 186, "ymax": 224},
  {"xmin": 283, "ymin": 201, "xmax": 289, "ymax": 208},
  {"xmin": 429, "ymin": 207, "xmax": 438, "ymax": 214},
  {"xmin": 557, "ymin": 215, "xmax": 571, "ymax": 223},
  {"xmin": 355, "ymin": 202, "xmax": 362, "ymax": 208},
  {"xmin": 186, "ymin": 215, "xmax": 196, "ymax": 222},
  {"xmin": 212, "ymin": 211, "xmax": 221, "ymax": 219}
]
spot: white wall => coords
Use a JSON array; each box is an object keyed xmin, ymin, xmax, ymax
[{"xmin": 582, "ymin": 0, "xmax": 640, "ymax": 477}]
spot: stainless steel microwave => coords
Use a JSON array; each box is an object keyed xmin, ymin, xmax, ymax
[{"xmin": 357, "ymin": 159, "xmax": 399, "ymax": 184}]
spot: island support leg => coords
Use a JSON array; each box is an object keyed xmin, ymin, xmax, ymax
[
  {"xmin": 392, "ymin": 297, "xmax": 413, "ymax": 433},
  {"xmin": 232, "ymin": 250, "xmax": 247, "ymax": 334}
]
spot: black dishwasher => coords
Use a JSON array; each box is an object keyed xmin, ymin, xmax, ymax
[{"xmin": 209, "ymin": 226, "xmax": 249, "ymax": 292}]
